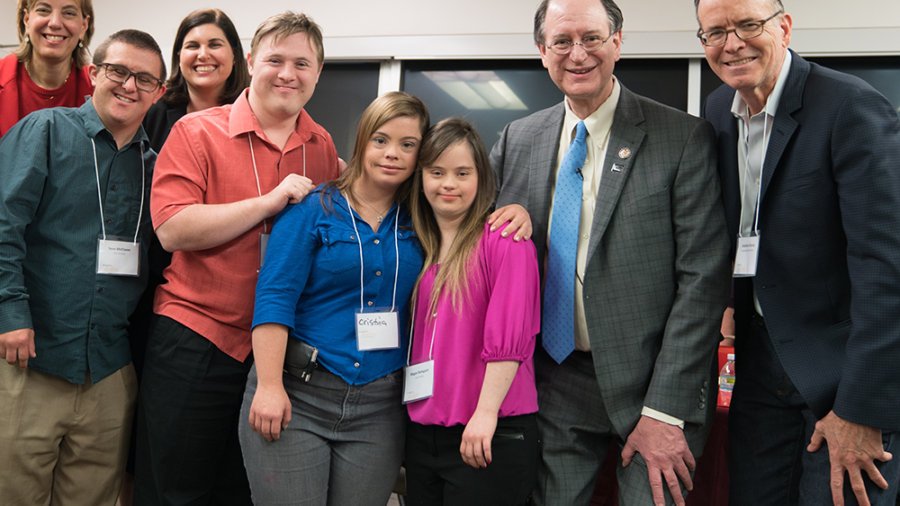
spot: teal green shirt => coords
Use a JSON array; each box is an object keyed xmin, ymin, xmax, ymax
[{"xmin": 0, "ymin": 100, "xmax": 153, "ymax": 384}]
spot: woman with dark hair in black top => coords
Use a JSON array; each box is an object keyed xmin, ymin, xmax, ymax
[{"xmin": 121, "ymin": 8, "xmax": 250, "ymax": 505}]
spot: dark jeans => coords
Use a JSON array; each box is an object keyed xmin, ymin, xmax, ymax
[
  {"xmin": 134, "ymin": 315, "xmax": 252, "ymax": 506},
  {"xmin": 729, "ymin": 315, "xmax": 900, "ymax": 506},
  {"xmin": 405, "ymin": 414, "xmax": 539, "ymax": 506}
]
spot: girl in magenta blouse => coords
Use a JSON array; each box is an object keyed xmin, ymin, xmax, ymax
[{"xmin": 405, "ymin": 118, "xmax": 541, "ymax": 505}]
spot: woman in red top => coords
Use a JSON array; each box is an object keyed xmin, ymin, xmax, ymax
[{"xmin": 0, "ymin": 0, "xmax": 94, "ymax": 137}]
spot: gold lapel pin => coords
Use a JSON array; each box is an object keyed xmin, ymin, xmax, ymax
[{"xmin": 617, "ymin": 147, "xmax": 631, "ymax": 159}]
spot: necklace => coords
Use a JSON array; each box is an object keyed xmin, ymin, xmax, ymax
[
  {"xmin": 353, "ymin": 195, "xmax": 392, "ymax": 224},
  {"xmin": 25, "ymin": 60, "xmax": 71, "ymax": 90}
]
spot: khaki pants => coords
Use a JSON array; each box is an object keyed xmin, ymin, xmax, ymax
[{"xmin": 0, "ymin": 363, "xmax": 137, "ymax": 506}]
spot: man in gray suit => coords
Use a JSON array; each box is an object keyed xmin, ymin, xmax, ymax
[{"xmin": 489, "ymin": 0, "xmax": 730, "ymax": 504}]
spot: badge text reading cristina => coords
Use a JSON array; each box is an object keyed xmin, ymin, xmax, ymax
[{"xmin": 358, "ymin": 316, "xmax": 389, "ymax": 327}]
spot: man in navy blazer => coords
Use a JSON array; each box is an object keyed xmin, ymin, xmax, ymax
[{"xmin": 696, "ymin": 0, "xmax": 900, "ymax": 504}]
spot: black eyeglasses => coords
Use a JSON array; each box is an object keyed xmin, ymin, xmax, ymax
[
  {"xmin": 545, "ymin": 33, "xmax": 615, "ymax": 55},
  {"xmin": 97, "ymin": 63, "xmax": 163, "ymax": 93},
  {"xmin": 697, "ymin": 10, "xmax": 784, "ymax": 47}
]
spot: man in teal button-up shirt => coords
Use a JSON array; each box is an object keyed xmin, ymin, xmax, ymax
[{"xmin": 0, "ymin": 29, "xmax": 165, "ymax": 505}]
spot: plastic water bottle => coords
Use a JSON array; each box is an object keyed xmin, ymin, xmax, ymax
[{"xmin": 717, "ymin": 353, "xmax": 735, "ymax": 408}]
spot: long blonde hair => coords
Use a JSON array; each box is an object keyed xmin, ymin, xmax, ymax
[{"xmin": 410, "ymin": 118, "xmax": 497, "ymax": 316}]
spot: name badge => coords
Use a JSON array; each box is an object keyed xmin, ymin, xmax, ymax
[
  {"xmin": 355, "ymin": 311, "xmax": 399, "ymax": 350},
  {"xmin": 403, "ymin": 360, "xmax": 435, "ymax": 404},
  {"xmin": 733, "ymin": 235, "xmax": 760, "ymax": 278},
  {"xmin": 260, "ymin": 233, "xmax": 270, "ymax": 267},
  {"xmin": 97, "ymin": 238, "xmax": 140, "ymax": 277}
]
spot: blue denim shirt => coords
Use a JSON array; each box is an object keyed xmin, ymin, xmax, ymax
[
  {"xmin": 0, "ymin": 100, "xmax": 153, "ymax": 383},
  {"xmin": 253, "ymin": 186, "xmax": 423, "ymax": 385}
]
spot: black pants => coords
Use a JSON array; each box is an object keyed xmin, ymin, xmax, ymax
[
  {"xmin": 405, "ymin": 414, "xmax": 539, "ymax": 506},
  {"xmin": 134, "ymin": 315, "xmax": 252, "ymax": 506}
]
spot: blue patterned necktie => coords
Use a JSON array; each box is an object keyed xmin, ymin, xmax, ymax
[{"xmin": 543, "ymin": 121, "xmax": 588, "ymax": 364}]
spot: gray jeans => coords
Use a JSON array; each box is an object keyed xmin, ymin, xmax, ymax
[{"xmin": 238, "ymin": 363, "xmax": 405, "ymax": 506}]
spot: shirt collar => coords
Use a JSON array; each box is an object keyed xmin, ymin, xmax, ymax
[
  {"xmin": 564, "ymin": 77, "xmax": 620, "ymax": 144},
  {"xmin": 731, "ymin": 50, "xmax": 792, "ymax": 121},
  {"xmin": 77, "ymin": 98, "xmax": 150, "ymax": 149},
  {"xmin": 228, "ymin": 88, "xmax": 314, "ymax": 145}
]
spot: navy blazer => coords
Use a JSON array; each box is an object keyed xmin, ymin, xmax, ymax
[{"xmin": 704, "ymin": 51, "xmax": 900, "ymax": 430}]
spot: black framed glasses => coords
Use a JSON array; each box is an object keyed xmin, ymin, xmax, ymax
[
  {"xmin": 697, "ymin": 10, "xmax": 784, "ymax": 47},
  {"xmin": 546, "ymin": 33, "xmax": 615, "ymax": 55},
  {"xmin": 97, "ymin": 63, "xmax": 163, "ymax": 93}
]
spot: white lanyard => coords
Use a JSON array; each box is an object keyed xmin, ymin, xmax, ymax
[
  {"xmin": 406, "ymin": 304, "xmax": 438, "ymax": 366},
  {"xmin": 402, "ymin": 303, "xmax": 437, "ymax": 404},
  {"xmin": 737, "ymin": 113, "xmax": 767, "ymax": 238},
  {"xmin": 91, "ymin": 138, "xmax": 144, "ymax": 243},
  {"xmin": 344, "ymin": 196, "xmax": 400, "ymax": 312},
  {"xmin": 248, "ymin": 134, "xmax": 306, "ymax": 234}
]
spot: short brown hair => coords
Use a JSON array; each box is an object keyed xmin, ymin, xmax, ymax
[
  {"xmin": 93, "ymin": 29, "xmax": 166, "ymax": 82},
  {"xmin": 250, "ymin": 12, "xmax": 324, "ymax": 67}
]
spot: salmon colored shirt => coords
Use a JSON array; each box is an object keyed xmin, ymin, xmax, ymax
[{"xmin": 151, "ymin": 90, "xmax": 340, "ymax": 361}]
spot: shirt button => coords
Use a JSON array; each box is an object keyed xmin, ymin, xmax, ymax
[
  {"xmin": 97, "ymin": 287, "xmax": 103, "ymax": 293},
  {"xmin": 375, "ymin": 270, "xmax": 382, "ymax": 276},
  {"xmin": 349, "ymin": 235, "xmax": 355, "ymax": 240},
  {"xmin": 111, "ymin": 184, "xmax": 118, "ymax": 191},
  {"xmin": 367, "ymin": 301, "xmax": 374, "ymax": 307},
  {"xmin": 354, "ymin": 362, "xmax": 360, "ymax": 368},
  {"xmin": 373, "ymin": 239, "xmax": 381, "ymax": 245}
]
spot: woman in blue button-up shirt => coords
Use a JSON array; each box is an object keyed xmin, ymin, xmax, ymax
[{"xmin": 239, "ymin": 91, "xmax": 428, "ymax": 506}]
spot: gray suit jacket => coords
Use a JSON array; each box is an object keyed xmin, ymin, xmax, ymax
[{"xmin": 490, "ymin": 85, "xmax": 731, "ymax": 437}]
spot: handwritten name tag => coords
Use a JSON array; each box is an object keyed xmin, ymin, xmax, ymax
[{"xmin": 355, "ymin": 311, "xmax": 399, "ymax": 350}]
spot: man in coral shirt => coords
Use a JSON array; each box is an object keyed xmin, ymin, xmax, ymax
[{"xmin": 134, "ymin": 12, "xmax": 340, "ymax": 506}]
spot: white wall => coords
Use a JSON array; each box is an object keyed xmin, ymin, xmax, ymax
[{"xmin": 3, "ymin": 0, "xmax": 900, "ymax": 64}]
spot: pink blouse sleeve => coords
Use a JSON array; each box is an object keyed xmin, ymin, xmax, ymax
[{"xmin": 480, "ymin": 222, "xmax": 541, "ymax": 363}]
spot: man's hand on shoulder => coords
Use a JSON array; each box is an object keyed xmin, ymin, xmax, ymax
[
  {"xmin": 807, "ymin": 411, "xmax": 893, "ymax": 506},
  {"xmin": 622, "ymin": 415, "xmax": 695, "ymax": 506},
  {"xmin": 0, "ymin": 328, "xmax": 36, "ymax": 368},
  {"xmin": 488, "ymin": 203, "xmax": 532, "ymax": 241},
  {"xmin": 264, "ymin": 174, "xmax": 314, "ymax": 216}
]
